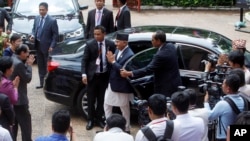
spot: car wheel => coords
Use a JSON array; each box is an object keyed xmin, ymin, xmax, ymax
[{"xmin": 77, "ymin": 88, "xmax": 88, "ymax": 119}]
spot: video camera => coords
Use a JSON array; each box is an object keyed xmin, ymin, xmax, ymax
[{"xmin": 199, "ymin": 54, "xmax": 231, "ymax": 108}]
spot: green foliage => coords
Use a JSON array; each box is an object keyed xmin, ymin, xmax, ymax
[{"xmin": 141, "ymin": 0, "xmax": 236, "ymax": 7}]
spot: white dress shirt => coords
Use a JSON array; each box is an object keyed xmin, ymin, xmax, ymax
[
  {"xmin": 93, "ymin": 127, "xmax": 134, "ymax": 141},
  {"xmin": 189, "ymin": 108, "xmax": 210, "ymax": 141},
  {"xmin": 135, "ymin": 117, "xmax": 168, "ymax": 141},
  {"xmin": 0, "ymin": 126, "xmax": 13, "ymax": 141},
  {"xmin": 172, "ymin": 113, "xmax": 204, "ymax": 141}
]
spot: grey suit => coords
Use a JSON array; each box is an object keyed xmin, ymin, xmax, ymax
[
  {"xmin": 10, "ymin": 55, "xmax": 32, "ymax": 141},
  {"xmin": 32, "ymin": 14, "xmax": 58, "ymax": 86},
  {"xmin": 85, "ymin": 8, "xmax": 114, "ymax": 39},
  {"xmin": 115, "ymin": 5, "xmax": 131, "ymax": 31}
]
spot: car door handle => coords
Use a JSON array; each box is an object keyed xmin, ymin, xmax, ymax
[{"xmin": 183, "ymin": 74, "xmax": 200, "ymax": 78}]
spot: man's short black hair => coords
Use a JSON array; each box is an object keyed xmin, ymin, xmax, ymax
[
  {"xmin": 229, "ymin": 68, "xmax": 245, "ymax": 87},
  {"xmin": 15, "ymin": 44, "xmax": 29, "ymax": 55},
  {"xmin": 0, "ymin": 56, "xmax": 13, "ymax": 74},
  {"xmin": 106, "ymin": 113, "xmax": 126, "ymax": 131},
  {"xmin": 228, "ymin": 50, "xmax": 245, "ymax": 68},
  {"xmin": 119, "ymin": 0, "xmax": 127, "ymax": 5},
  {"xmin": 184, "ymin": 88, "xmax": 197, "ymax": 105},
  {"xmin": 171, "ymin": 91, "xmax": 189, "ymax": 113},
  {"xmin": 10, "ymin": 33, "xmax": 21, "ymax": 43},
  {"xmin": 224, "ymin": 74, "xmax": 240, "ymax": 93},
  {"xmin": 148, "ymin": 94, "xmax": 166, "ymax": 116},
  {"xmin": 94, "ymin": 25, "xmax": 106, "ymax": 33},
  {"xmin": 154, "ymin": 30, "xmax": 166, "ymax": 43},
  {"xmin": 52, "ymin": 109, "xmax": 70, "ymax": 133},
  {"xmin": 39, "ymin": 2, "xmax": 48, "ymax": 9}
]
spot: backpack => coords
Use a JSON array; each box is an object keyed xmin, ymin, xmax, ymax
[
  {"xmin": 141, "ymin": 120, "xmax": 174, "ymax": 141},
  {"xmin": 224, "ymin": 94, "xmax": 250, "ymax": 115}
]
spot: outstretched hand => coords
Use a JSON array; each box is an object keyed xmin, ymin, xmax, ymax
[{"xmin": 106, "ymin": 51, "xmax": 115, "ymax": 63}]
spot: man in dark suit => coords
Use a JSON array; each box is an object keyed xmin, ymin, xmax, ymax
[
  {"xmin": 81, "ymin": 25, "xmax": 116, "ymax": 130},
  {"xmin": 0, "ymin": 7, "xmax": 12, "ymax": 34},
  {"xmin": 121, "ymin": 30, "xmax": 182, "ymax": 97},
  {"xmin": 85, "ymin": 0, "xmax": 114, "ymax": 39},
  {"xmin": 115, "ymin": 0, "xmax": 131, "ymax": 31},
  {"xmin": 30, "ymin": 2, "xmax": 59, "ymax": 89},
  {"xmin": 104, "ymin": 33, "xmax": 134, "ymax": 133},
  {"xmin": 10, "ymin": 44, "xmax": 35, "ymax": 141}
]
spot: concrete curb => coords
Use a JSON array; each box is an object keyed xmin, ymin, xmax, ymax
[{"xmin": 140, "ymin": 6, "xmax": 242, "ymax": 11}]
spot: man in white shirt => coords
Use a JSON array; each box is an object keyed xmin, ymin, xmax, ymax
[
  {"xmin": 93, "ymin": 114, "xmax": 133, "ymax": 141},
  {"xmin": 135, "ymin": 94, "xmax": 169, "ymax": 141},
  {"xmin": 185, "ymin": 89, "xmax": 209, "ymax": 141},
  {"xmin": 171, "ymin": 91, "xmax": 205, "ymax": 141}
]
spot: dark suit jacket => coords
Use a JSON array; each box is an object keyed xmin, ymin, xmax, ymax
[
  {"xmin": 10, "ymin": 55, "xmax": 32, "ymax": 105},
  {"xmin": 0, "ymin": 93, "xmax": 15, "ymax": 131},
  {"xmin": 81, "ymin": 39, "xmax": 116, "ymax": 82},
  {"xmin": 0, "ymin": 8, "xmax": 12, "ymax": 32},
  {"xmin": 85, "ymin": 8, "xmax": 114, "ymax": 39},
  {"xmin": 109, "ymin": 47, "xmax": 134, "ymax": 93},
  {"xmin": 32, "ymin": 15, "xmax": 59, "ymax": 53},
  {"xmin": 116, "ymin": 5, "xmax": 131, "ymax": 31},
  {"xmin": 133, "ymin": 43, "xmax": 182, "ymax": 97}
]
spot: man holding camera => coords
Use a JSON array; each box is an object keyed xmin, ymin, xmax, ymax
[
  {"xmin": 204, "ymin": 74, "xmax": 245, "ymax": 141},
  {"xmin": 135, "ymin": 94, "xmax": 169, "ymax": 141}
]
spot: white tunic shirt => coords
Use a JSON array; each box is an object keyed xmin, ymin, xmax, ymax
[
  {"xmin": 104, "ymin": 84, "xmax": 133, "ymax": 106},
  {"xmin": 93, "ymin": 127, "xmax": 134, "ymax": 141}
]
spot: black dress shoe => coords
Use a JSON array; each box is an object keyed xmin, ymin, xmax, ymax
[
  {"xmin": 36, "ymin": 85, "xmax": 43, "ymax": 89},
  {"xmin": 97, "ymin": 120, "xmax": 105, "ymax": 128},
  {"xmin": 86, "ymin": 121, "xmax": 94, "ymax": 130}
]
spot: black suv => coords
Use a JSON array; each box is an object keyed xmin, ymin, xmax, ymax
[{"xmin": 10, "ymin": 0, "xmax": 88, "ymax": 55}]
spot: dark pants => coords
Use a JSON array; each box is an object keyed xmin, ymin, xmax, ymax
[
  {"xmin": 87, "ymin": 72, "xmax": 109, "ymax": 121},
  {"xmin": 12, "ymin": 105, "xmax": 32, "ymax": 141},
  {"xmin": 36, "ymin": 40, "xmax": 48, "ymax": 86}
]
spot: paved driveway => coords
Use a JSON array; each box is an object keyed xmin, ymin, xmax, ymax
[{"xmin": 23, "ymin": 0, "xmax": 250, "ymax": 141}]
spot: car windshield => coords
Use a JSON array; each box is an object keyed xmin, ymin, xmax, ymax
[{"xmin": 16, "ymin": 0, "xmax": 75, "ymax": 15}]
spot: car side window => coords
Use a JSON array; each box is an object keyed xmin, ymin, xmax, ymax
[
  {"xmin": 177, "ymin": 45, "xmax": 209, "ymax": 71},
  {"xmin": 128, "ymin": 41, "xmax": 153, "ymax": 54},
  {"xmin": 124, "ymin": 48, "xmax": 157, "ymax": 71}
]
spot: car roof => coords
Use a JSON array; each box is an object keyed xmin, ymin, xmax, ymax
[{"xmin": 108, "ymin": 25, "xmax": 232, "ymax": 54}]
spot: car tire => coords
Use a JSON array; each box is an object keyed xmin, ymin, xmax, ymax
[{"xmin": 77, "ymin": 88, "xmax": 88, "ymax": 119}]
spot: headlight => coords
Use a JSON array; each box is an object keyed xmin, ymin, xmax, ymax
[{"xmin": 65, "ymin": 28, "xmax": 83, "ymax": 39}]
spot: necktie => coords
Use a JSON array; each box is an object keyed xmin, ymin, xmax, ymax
[
  {"xmin": 37, "ymin": 16, "xmax": 44, "ymax": 40},
  {"xmin": 116, "ymin": 8, "xmax": 120, "ymax": 20},
  {"xmin": 99, "ymin": 42, "xmax": 103, "ymax": 72},
  {"xmin": 96, "ymin": 10, "xmax": 101, "ymax": 25}
]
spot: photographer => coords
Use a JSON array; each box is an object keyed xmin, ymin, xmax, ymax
[
  {"xmin": 135, "ymin": 94, "xmax": 168, "ymax": 141},
  {"xmin": 204, "ymin": 74, "xmax": 245, "ymax": 141}
]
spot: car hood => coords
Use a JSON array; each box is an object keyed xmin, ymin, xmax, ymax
[{"xmin": 12, "ymin": 17, "xmax": 82, "ymax": 34}]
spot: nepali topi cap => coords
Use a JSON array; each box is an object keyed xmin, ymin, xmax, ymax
[
  {"xmin": 232, "ymin": 39, "xmax": 246, "ymax": 49},
  {"xmin": 116, "ymin": 33, "xmax": 129, "ymax": 41}
]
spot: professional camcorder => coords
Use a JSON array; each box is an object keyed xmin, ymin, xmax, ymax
[{"xmin": 199, "ymin": 54, "xmax": 231, "ymax": 108}]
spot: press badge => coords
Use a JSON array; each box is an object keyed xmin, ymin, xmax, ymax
[{"xmin": 96, "ymin": 57, "xmax": 100, "ymax": 65}]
